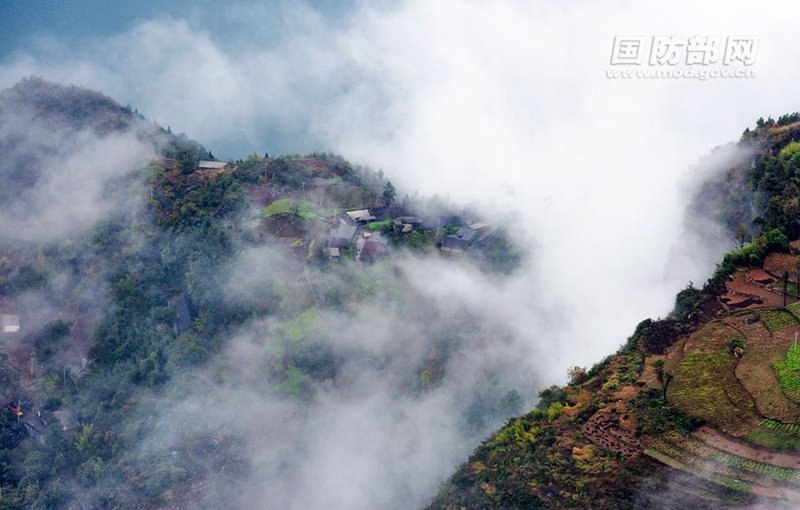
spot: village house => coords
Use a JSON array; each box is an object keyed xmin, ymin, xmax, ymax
[
  {"xmin": 392, "ymin": 216, "xmax": 423, "ymax": 233},
  {"xmin": 197, "ymin": 160, "xmax": 229, "ymax": 170},
  {"xmin": 328, "ymin": 222, "xmax": 357, "ymax": 250},
  {"xmin": 441, "ymin": 227, "xmax": 477, "ymax": 253},
  {"xmin": 420, "ymin": 216, "xmax": 462, "ymax": 230},
  {"xmin": 0, "ymin": 299, "xmax": 20, "ymax": 333},
  {"xmin": 1, "ymin": 314, "xmax": 20, "ymax": 333},
  {"xmin": 360, "ymin": 232, "xmax": 389, "ymax": 261},
  {"xmin": 467, "ymin": 221, "xmax": 489, "ymax": 231},
  {"xmin": 345, "ymin": 209, "xmax": 376, "ymax": 223},
  {"xmin": 172, "ymin": 293, "xmax": 194, "ymax": 334}
]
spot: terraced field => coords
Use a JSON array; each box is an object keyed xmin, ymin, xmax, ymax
[
  {"xmin": 774, "ymin": 346, "xmax": 800, "ymax": 404},
  {"xmin": 787, "ymin": 301, "xmax": 800, "ymax": 317},
  {"xmin": 668, "ymin": 322, "xmax": 760, "ymax": 436},
  {"xmin": 649, "ymin": 300, "xmax": 800, "ymax": 502},
  {"xmin": 645, "ymin": 431, "xmax": 800, "ymax": 500},
  {"xmin": 757, "ymin": 308, "xmax": 799, "ymax": 332},
  {"xmin": 736, "ymin": 349, "xmax": 800, "ymax": 422},
  {"xmin": 669, "ymin": 350, "xmax": 760, "ymax": 435},
  {"xmin": 723, "ymin": 313, "xmax": 775, "ymax": 349},
  {"xmin": 748, "ymin": 422, "xmax": 800, "ymax": 451}
]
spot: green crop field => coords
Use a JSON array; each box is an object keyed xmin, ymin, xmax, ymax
[
  {"xmin": 735, "ymin": 348, "xmax": 800, "ymax": 423},
  {"xmin": 774, "ymin": 346, "xmax": 800, "ymax": 404},
  {"xmin": 649, "ymin": 430, "xmax": 800, "ymax": 489},
  {"xmin": 788, "ymin": 301, "xmax": 800, "ymax": 317},
  {"xmin": 757, "ymin": 309, "xmax": 799, "ymax": 332},
  {"xmin": 670, "ymin": 351, "xmax": 760, "ymax": 436}
]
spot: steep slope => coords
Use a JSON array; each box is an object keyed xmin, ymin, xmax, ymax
[{"xmin": 428, "ymin": 116, "xmax": 800, "ymax": 509}]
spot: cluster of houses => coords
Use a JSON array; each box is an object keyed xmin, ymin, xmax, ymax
[{"xmin": 324, "ymin": 208, "xmax": 491, "ymax": 261}]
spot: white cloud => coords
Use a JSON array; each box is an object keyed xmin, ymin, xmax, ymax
[{"xmin": 4, "ymin": 0, "xmax": 800, "ymax": 506}]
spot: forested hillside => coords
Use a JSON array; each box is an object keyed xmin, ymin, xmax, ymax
[{"xmin": 0, "ymin": 78, "xmax": 528, "ymax": 509}]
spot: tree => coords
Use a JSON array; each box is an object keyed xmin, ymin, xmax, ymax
[
  {"xmin": 733, "ymin": 223, "xmax": 751, "ymax": 249},
  {"xmin": 382, "ymin": 181, "xmax": 396, "ymax": 206},
  {"xmin": 651, "ymin": 359, "xmax": 673, "ymax": 400},
  {"xmin": 567, "ymin": 366, "xmax": 587, "ymax": 385},
  {"xmin": 176, "ymin": 147, "xmax": 198, "ymax": 175},
  {"xmin": 784, "ymin": 270, "xmax": 790, "ymax": 307}
]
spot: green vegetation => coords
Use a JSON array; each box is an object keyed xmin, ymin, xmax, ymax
[
  {"xmin": 747, "ymin": 422, "xmax": 800, "ymax": 451},
  {"xmin": 280, "ymin": 307, "xmax": 322, "ymax": 342},
  {"xmin": 277, "ymin": 367, "xmax": 310, "ymax": 394},
  {"xmin": 0, "ymin": 78, "xmax": 541, "ymax": 510},
  {"xmin": 669, "ymin": 350, "xmax": 759, "ymax": 435},
  {"xmin": 773, "ymin": 346, "xmax": 800, "ymax": 404},
  {"xmin": 262, "ymin": 198, "xmax": 325, "ymax": 221},
  {"xmin": 366, "ymin": 220, "xmax": 391, "ymax": 231},
  {"xmin": 672, "ymin": 282, "xmax": 706, "ymax": 318},
  {"xmin": 757, "ymin": 308, "xmax": 799, "ymax": 331},
  {"xmin": 711, "ymin": 229, "xmax": 789, "ymax": 284},
  {"xmin": 634, "ymin": 389, "xmax": 704, "ymax": 437},
  {"xmin": 432, "ymin": 113, "xmax": 800, "ymax": 509},
  {"xmin": 17, "ymin": 77, "xmax": 800, "ymax": 510}
]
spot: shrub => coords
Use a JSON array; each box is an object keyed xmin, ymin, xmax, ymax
[{"xmin": 547, "ymin": 402, "xmax": 564, "ymax": 422}]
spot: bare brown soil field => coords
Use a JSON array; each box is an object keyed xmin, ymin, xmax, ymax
[
  {"xmin": 749, "ymin": 268, "xmax": 777, "ymax": 285},
  {"xmin": 725, "ymin": 276, "xmax": 787, "ymax": 308}
]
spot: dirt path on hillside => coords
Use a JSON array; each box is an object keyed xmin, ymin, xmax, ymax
[{"xmin": 693, "ymin": 426, "xmax": 800, "ymax": 469}]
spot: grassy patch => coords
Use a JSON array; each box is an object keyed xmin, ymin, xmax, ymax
[
  {"xmin": 263, "ymin": 198, "xmax": 295, "ymax": 216},
  {"xmin": 263, "ymin": 198, "xmax": 324, "ymax": 220},
  {"xmin": 648, "ymin": 431, "xmax": 800, "ymax": 489},
  {"xmin": 685, "ymin": 322, "xmax": 741, "ymax": 352},
  {"xmin": 282, "ymin": 307, "xmax": 321, "ymax": 342},
  {"xmin": 298, "ymin": 210, "xmax": 324, "ymax": 220},
  {"xmin": 366, "ymin": 220, "xmax": 392, "ymax": 231}
]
